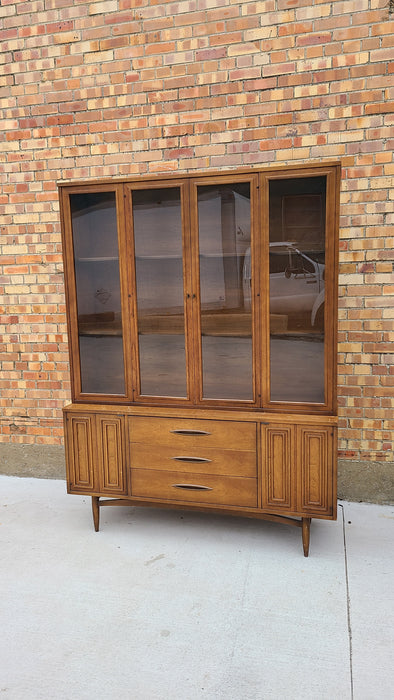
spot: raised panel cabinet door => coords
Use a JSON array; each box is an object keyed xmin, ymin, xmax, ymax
[
  {"xmin": 96, "ymin": 415, "xmax": 127, "ymax": 495},
  {"xmin": 261, "ymin": 424, "xmax": 295, "ymax": 512},
  {"xmin": 65, "ymin": 413, "xmax": 95, "ymax": 492},
  {"xmin": 297, "ymin": 424, "xmax": 335, "ymax": 516}
]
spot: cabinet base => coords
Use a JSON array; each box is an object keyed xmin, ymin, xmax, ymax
[{"xmin": 90, "ymin": 496, "xmax": 312, "ymax": 557}]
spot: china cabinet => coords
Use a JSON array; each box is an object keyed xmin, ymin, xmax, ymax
[{"xmin": 59, "ymin": 162, "xmax": 340, "ymax": 555}]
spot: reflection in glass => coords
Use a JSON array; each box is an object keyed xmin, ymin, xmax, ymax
[
  {"xmin": 70, "ymin": 192, "xmax": 125, "ymax": 395},
  {"xmin": 197, "ymin": 183, "xmax": 253, "ymax": 400},
  {"xmin": 269, "ymin": 177, "xmax": 326, "ymax": 403},
  {"xmin": 132, "ymin": 188, "xmax": 187, "ymax": 397}
]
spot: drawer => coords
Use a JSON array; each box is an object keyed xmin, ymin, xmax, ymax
[
  {"xmin": 131, "ymin": 469, "xmax": 257, "ymax": 508},
  {"xmin": 129, "ymin": 416, "xmax": 256, "ymax": 451},
  {"xmin": 130, "ymin": 443, "xmax": 256, "ymax": 477}
]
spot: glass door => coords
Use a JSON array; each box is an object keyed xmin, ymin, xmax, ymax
[
  {"xmin": 266, "ymin": 174, "xmax": 328, "ymax": 406},
  {"xmin": 128, "ymin": 184, "xmax": 192, "ymax": 401},
  {"xmin": 192, "ymin": 178, "xmax": 258, "ymax": 404},
  {"xmin": 67, "ymin": 188, "xmax": 128, "ymax": 397}
]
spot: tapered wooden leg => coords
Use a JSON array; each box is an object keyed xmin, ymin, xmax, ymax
[
  {"xmin": 92, "ymin": 496, "xmax": 100, "ymax": 532},
  {"xmin": 302, "ymin": 517, "xmax": 311, "ymax": 557}
]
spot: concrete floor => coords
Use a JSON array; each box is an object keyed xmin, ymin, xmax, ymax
[{"xmin": 0, "ymin": 475, "xmax": 393, "ymax": 700}]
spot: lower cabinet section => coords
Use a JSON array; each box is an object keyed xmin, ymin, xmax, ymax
[{"xmin": 64, "ymin": 405, "xmax": 337, "ymax": 553}]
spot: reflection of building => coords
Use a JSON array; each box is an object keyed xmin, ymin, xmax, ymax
[{"xmin": 270, "ymin": 179, "xmax": 326, "ymax": 251}]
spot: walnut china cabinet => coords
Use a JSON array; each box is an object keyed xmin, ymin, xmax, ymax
[{"xmin": 59, "ymin": 162, "xmax": 340, "ymax": 555}]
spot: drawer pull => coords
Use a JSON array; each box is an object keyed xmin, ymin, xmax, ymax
[
  {"xmin": 172, "ymin": 483, "xmax": 213, "ymax": 491},
  {"xmin": 172, "ymin": 456, "xmax": 211, "ymax": 463},
  {"xmin": 170, "ymin": 429, "xmax": 211, "ymax": 436}
]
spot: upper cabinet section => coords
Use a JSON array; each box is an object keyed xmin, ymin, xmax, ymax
[{"xmin": 59, "ymin": 162, "xmax": 339, "ymax": 413}]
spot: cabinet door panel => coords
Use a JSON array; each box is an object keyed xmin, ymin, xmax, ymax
[
  {"xmin": 65, "ymin": 414, "xmax": 95, "ymax": 492},
  {"xmin": 261, "ymin": 424, "xmax": 295, "ymax": 511},
  {"xmin": 96, "ymin": 415, "xmax": 127, "ymax": 495},
  {"xmin": 297, "ymin": 425, "xmax": 335, "ymax": 515}
]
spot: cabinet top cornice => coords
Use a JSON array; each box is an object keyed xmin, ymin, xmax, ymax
[{"xmin": 57, "ymin": 160, "xmax": 341, "ymax": 188}]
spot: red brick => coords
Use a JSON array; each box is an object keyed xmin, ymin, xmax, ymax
[
  {"xmin": 365, "ymin": 101, "xmax": 394, "ymax": 115},
  {"xmin": 297, "ymin": 33, "xmax": 332, "ymax": 46},
  {"xmin": 195, "ymin": 48, "xmax": 227, "ymax": 61}
]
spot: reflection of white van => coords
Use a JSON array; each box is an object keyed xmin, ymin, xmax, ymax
[{"xmin": 243, "ymin": 243, "xmax": 325, "ymax": 326}]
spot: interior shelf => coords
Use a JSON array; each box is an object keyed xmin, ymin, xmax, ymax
[
  {"xmin": 79, "ymin": 331, "xmax": 123, "ymax": 337},
  {"xmin": 136, "ymin": 254, "xmax": 183, "ymax": 260},
  {"xmin": 77, "ymin": 256, "xmax": 119, "ymax": 262}
]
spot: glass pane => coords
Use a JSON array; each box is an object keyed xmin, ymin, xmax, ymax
[
  {"xmin": 269, "ymin": 177, "xmax": 326, "ymax": 403},
  {"xmin": 70, "ymin": 192, "xmax": 125, "ymax": 395},
  {"xmin": 132, "ymin": 188, "xmax": 187, "ymax": 397},
  {"xmin": 197, "ymin": 183, "xmax": 253, "ymax": 400}
]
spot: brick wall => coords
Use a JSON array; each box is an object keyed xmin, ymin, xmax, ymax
[{"xmin": 1, "ymin": 0, "xmax": 393, "ymax": 468}]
